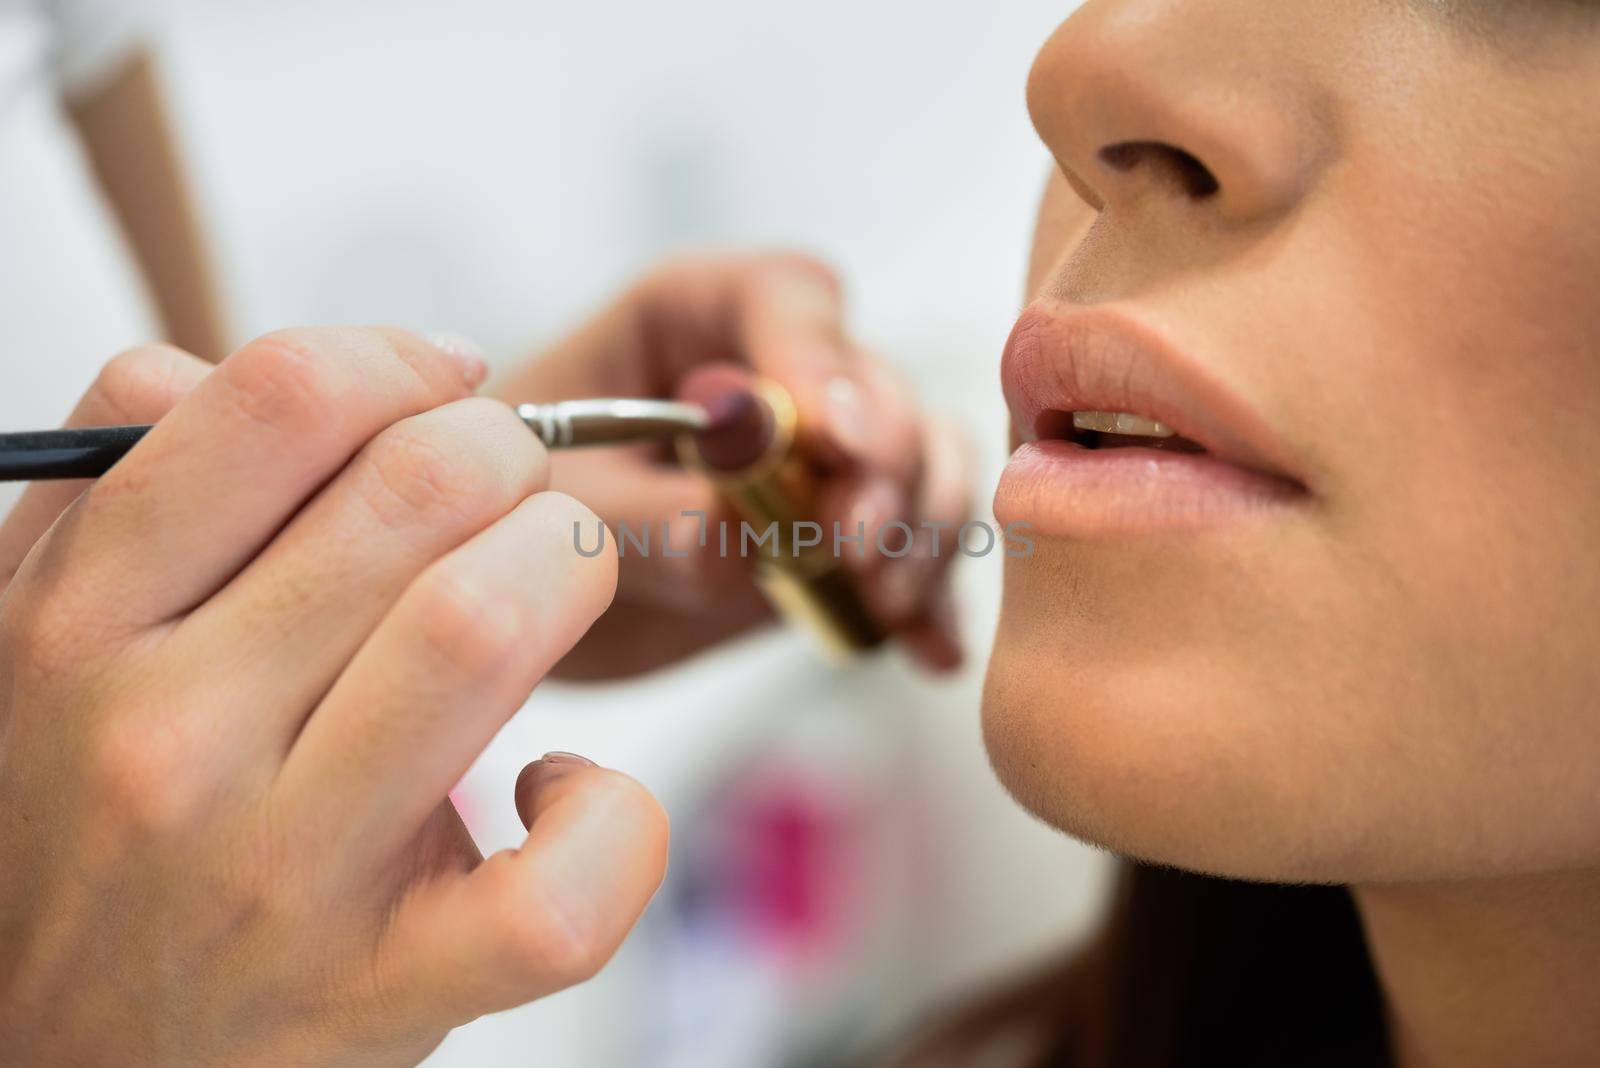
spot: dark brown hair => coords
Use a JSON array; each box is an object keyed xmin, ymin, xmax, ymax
[{"xmin": 889, "ymin": 862, "xmax": 1390, "ymax": 1067}]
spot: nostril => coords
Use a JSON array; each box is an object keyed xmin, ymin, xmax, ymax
[{"xmin": 1099, "ymin": 141, "xmax": 1220, "ymax": 199}]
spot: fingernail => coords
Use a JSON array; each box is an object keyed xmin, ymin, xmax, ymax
[
  {"xmin": 824, "ymin": 374, "xmax": 872, "ymax": 458},
  {"xmin": 540, "ymin": 751, "xmax": 596, "ymax": 767},
  {"xmin": 427, "ymin": 331, "xmax": 489, "ymax": 389}
]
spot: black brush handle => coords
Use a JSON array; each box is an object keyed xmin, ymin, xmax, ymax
[{"xmin": 0, "ymin": 425, "xmax": 154, "ymax": 481}]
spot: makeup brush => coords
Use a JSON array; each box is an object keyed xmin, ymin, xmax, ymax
[{"xmin": 0, "ymin": 399, "xmax": 712, "ymax": 482}]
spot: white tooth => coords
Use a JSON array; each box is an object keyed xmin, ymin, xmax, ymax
[
  {"xmin": 1072, "ymin": 411, "xmax": 1177, "ymax": 438},
  {"xmin": 1071, "ymin": 411, "xmax": 1122, "ymax": 434},
  {"xmin": 1114, "ymin": 413, "xmax": 1177, "ymax": 437}
]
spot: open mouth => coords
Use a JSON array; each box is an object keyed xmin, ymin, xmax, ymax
[
  {"xmin": 995, "ymin": 304, "xmax": 1305, "ymax": 538},
  {"xmin": 1037, "ymin": 409, "xmax": 1207, "ymax": 454}
]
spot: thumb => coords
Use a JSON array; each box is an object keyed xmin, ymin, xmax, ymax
[
  {"xmin": 376, "ymin": 755, "xmax": 669, "ymax": 1030},
  {"xmin": 0, "ymin": 344, "xmax": 211, "ymax": 588}
]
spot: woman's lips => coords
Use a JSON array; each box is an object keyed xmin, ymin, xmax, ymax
[
  {"xmin": 997, "ymin": 440, "xmax": 1301, "ymax": 537},
  {"xmin": 996, "ymin": 303, "xmax": 1306, "ymax": 538}
]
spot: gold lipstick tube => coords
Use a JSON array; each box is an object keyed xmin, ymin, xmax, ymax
[{"xmin": 678, "ymin": 374, "xmax": 885, "ymax": 657}]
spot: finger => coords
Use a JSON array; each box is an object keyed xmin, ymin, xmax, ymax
[
  {"xmin": 725, "ymin": 260, "xmax": 858, "ymax": 460},
  {"xmin": 516, "ymin": 254, "xmax": 879, "ymax": 466},
  {"xmin": 899, "ymin": 588, "xmax": 965, "ymax": 675},
  {"xmin": 720, "ymin": 266, "xmax": 920, "ymax": 488},
  {"xmin": 866, "ymin": 415, "xmax": 973, "ymax": 633},
  {"xmin": 170, "ymin": 398, "xmax": 548, "ymax": 758},
  {"xmin": 792, "ymin": 354, "xmax": 926, "ymax": 581},
  {"xmin": 817, "ymin": 471, "xmax": 906, "ymax": 583},
  {"xmin": 0, "ymin": 344, "xmax": 210, "ymax": 587},
  {"xmin": 804, "ymin": 351, "xmax": 924, "ymax": 483},
  {"xmin": 489, "ymin": 253, "xmax": 821, "ymax": 402},
  {"xmin": 816, "ymin": 364, "xmax": 925, "ymax": 579},
  {"xmin": 22, "ymin": 326, "xmax": 486, "ymax": 631},
  {"xmin": 550, "ymin": 450, "xmax": 752, "ymax": 609},
  {"xmin": 378, "ymin": 756, "xmax": 668, "ymax": 1026},
  {"xmin": 277, "ymin": 491, "xmax": 618, "ymax": 869}
]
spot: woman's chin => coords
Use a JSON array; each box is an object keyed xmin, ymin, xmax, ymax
[{"xmin": 982, "ymin": 600, "xmax": 1405, "ymax": 887}]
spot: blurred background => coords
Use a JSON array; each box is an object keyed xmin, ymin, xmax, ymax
[{"xmin": 2, "ymin": 1, "xmax": 1109, "ymax": 1063}]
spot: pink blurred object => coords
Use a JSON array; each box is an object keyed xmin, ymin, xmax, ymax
[{"xmin": 720, "ymin": 764, "xmax": 869, "ymax": 968}]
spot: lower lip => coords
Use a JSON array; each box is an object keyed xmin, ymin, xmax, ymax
[{"xmin": 994, "ymin": 439, "xmax": 1303, "ymax": 538}]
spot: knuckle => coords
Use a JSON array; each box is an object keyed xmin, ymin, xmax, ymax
[
  {"xmin": 7, "ymin": 604, "xmax": 64, "ymax": 675},
  {"xmin": 363, "ymin": 324, "xmax": 468, "ymax": 399},
  {"xmin": 412, "ymin": 567, "xmax": 533, "ymax": 676},
  {"xmin": 3, "ymin": 586, "xmax": 99, "ymax": 678},
  {"xmin": 491, "ymin": 774, "xmax": 666, "ymax": 992},
  {"xmin": 360, "ymin": 402, "xmax": 547, "ymax": 543},
  {"xmin": 363, "ymin": 425, "xmax": 480, "ymax": 531},
  {"xmin": 86, "ymin": 718, "xmax": 207, "ymax": 838},
  {"xmin": 361, "ymin": 401, "xmax": 548, "ymax": 537},
  {"xmin": 219, "ymin": 333, "xmax": 346, "ymax": 436},
  {"xmin": 501, "ymin": 885, "xmax": 610, "ymax": 987},
  {"xmin": 89, "ymin": 345, "xmax": 192, "ymax": 424}
]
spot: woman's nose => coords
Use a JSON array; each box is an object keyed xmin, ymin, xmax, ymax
[{"xmin": 1027, "ymin": 0, "xmax": 1334, "ymax": 226}]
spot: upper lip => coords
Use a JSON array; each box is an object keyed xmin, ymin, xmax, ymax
[{"xmin": 1001, "ymin": 301, "xmax": 1303, "ymax": 484}]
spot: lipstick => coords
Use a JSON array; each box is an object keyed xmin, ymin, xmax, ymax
[{"xmin": 676, "ymin": 363, "xmax": 885, "ymax": 656}]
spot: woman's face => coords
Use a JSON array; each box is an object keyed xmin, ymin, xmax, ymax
[{"xmin": 986, "ymin": 0, "xmax": 1600, "ymax": 883}]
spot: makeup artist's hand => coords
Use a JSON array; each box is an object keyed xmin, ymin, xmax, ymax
[
  {"xmin": 0, "ymin": 331, "xmax": 667, "ymax": 1065},
  {"xmin": 495, "ymin": 253, "xmax": 971, "ymax": 678}
]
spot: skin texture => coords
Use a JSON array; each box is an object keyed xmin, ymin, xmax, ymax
[
  {"xmin": 984, "ymin": 2, "xmax": 1600, "ymax": 1065},
  {"xmin": 0, "ymin": 331, "xmax": 664, "ymax": 1064}
]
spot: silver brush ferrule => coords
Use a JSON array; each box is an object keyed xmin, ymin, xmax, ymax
[{"xmin": 516, "ymin": 399, "xmax": 709, "ymax": 448}]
